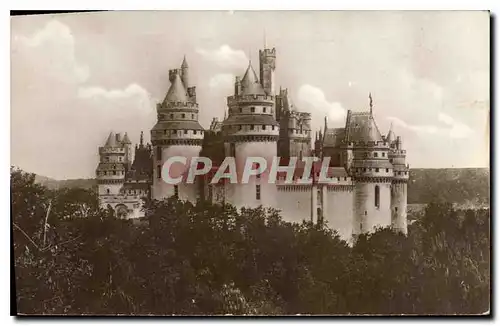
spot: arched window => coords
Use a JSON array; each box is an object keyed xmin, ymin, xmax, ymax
[
  {"xmin": 375, "ymin": 185, "xmax": 380, "ymax": 209},
  {"xmin": 106, "ymin": 188, "xmax": 110, "ymax": 194}
]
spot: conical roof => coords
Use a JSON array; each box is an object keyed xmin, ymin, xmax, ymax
[
  {"xmin": 122, "ymin": 132, "xmax": 132, "ymax": 144},
  {"xmin": 386, "ymin": 123, "xmax": 396, "ymax": 143},
  {"xmin": 105, "ymin": 132, "xmax": 117, "ymax": 147},
  {"xmin": 346, "ymin": 112, "xmax": 383, "ymax": 143},
  {"xmin": 164, "ymin": 73, "xmax": 188, "ymax": 103},
  {"xmin": 240, "ymin": 62, "xmax": 265, "ymax": 95},
  {"xmin": 181, "ymin": 55, "xmax": 188, "ymax": 68}
]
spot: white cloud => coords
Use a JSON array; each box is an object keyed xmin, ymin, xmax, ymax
[
  {"xmin": 13, "ymin": 20, "xmax": 90, "ymax": 83},
  {"xmin": 297, "ymin": 84, "xmax": 346, "ymax": 124},
  {"xmin": 11, "ymin": 20, "xmax": 156, "ymax": 179},
  {"xmin": 196, "ymin": 45, "xmax": 248, "ymax": 70},
  {"xmin": 208, "ymin": 73, "xmax": 234, "ymax": 90},
  {"xmin": 438, "ymin": 112, "xmax": 474, "ymax": 139},
  {"xmin": 387, "ymin": 113, "xmax": 473, "ymax": 139},
  {"xmin": 386, "ymin": 116, "xmax": 438, "ymax": 135},
  {"xmin": 78, "ymin": 83, "xmax": 151, "ymax": 100}
]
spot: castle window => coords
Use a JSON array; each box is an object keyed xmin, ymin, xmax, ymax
[
  {"xmin": 256, "ymin": 185, "xmax": 261, "ymax": 200},
  {"xmin": 157, "ymin": 165, "xmax": 161, "ymax": 179},
  {"xmin": 184, "ymin": 130, "xmax": 187, "ymax": 134},
  {"xmin": 250, "ymin": 125, "xmax": 254, "ymax": 130},
  {"xmin": 375, "ymin": 185, "xmax": 380, "ymax": 209},
  {"xmin": 263, "ymin": 107, "xmax": 266, "ymax": 113},
  {"xmin": 172, "ymin": 129, "xmax": 177, "ymax": 134},
  {"xmin": 193, "ymin": 130, "xmax": 197, "ymax": 135},
  {"xmin": 251, "ymin": 107, "xmax": 255, "ymax": 113},
  {"xmin": 192, "ymin": 114, "xmax": 195, "ymax": 119},
  {"xmin": 238, "ymin": 125, "xmax": 242, "ymax": 131},
  {"xmin": 239, "ymin": 108, "xmax": 242, "ymax": 113},
  {"xmin": 395, "ymin": 207, "xmax": 398, "ymax": 213},
  {"xmin": 174, "ymin": 185, "xmax": 179, "ymax": 198},
  {"xmin": 363, "ymin": 168, "xmax": 367, "ymax": 172},
  {"xmin": 113, "ymin": 170, "xmax": 116, "ymax": 175},
  {"xmin": 164, "ymin": 130, "xmax": 167, "ymax": 134},
  {"xmin": 272, "ymin": 126, "xmax": 275, "ymax": 130},
  {"xmin": 107, "ymin": 189, "xmax": 110, "ymax": 194},
  {"xmin": 376, "ymin": 168, "xmax": 379, "ymax": 172},
  {"xmin": 262, "ymin": 125, "xmax": 266, "ymax": 130},
  {"xmin": 386, "ymin": 168, "xmax": 389, "ymax": 172},
  {"xmin": 157, "ymin": 146, "xmax": 162, "ymax": 160},
  {"xmin": 170, "ymin": 114, "xmax": 174, "ymax": 119},
  {"xmin": 382, "ymin": 152, "xmax": 386, "ymax": 157},
  {"xmin": 374, "ymin": 152, "xmax": 378, "ymax": 157},
  {"xmin": 119, "ymin": 157, "xmax": 122, "ymax": 162},
  {"xmin": 365, "ymin": 211, "xmax": 367, "ymax": 215}
]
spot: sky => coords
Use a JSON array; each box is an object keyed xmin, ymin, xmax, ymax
[{"xmin": 11, "ymin": 11, "xmax": 490, "ymax": 179}]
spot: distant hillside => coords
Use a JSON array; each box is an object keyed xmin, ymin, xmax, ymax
[
  {"xmin": 34, "ymin": 175, "xmax": 96, "ymax": 190},
  {"xmin": 408, "ymin": 168, "xmax": 490, "ymax": 206},
  {"xmin": 32, "ymin": 168, "xmax": 490, "ymax": 206}
]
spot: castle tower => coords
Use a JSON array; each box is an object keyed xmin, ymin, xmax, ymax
[
  {"xmin": 259, "ymin": 47, "xmax": 276, "ymax": 95},
  {"xmin": 347, "ymin": 96, "xmax": 394, "ymax": 237},
  {"xmin": 388, "ymin": 129, "xmax": 409, "ymax": 234},
  {"xmin": 151, "ymin": 59, "xmax": 204, "ymax": 201},
  {"xmin": 122, "ymin": 132, "xmax": 133, "ymax": 168},
  {"xmin": 96, "ymin": 132, "xmax": 127, "ymax": 198},
  {"xmin": 181, "ymin": 55, "xmax": 189, "ymax": 89},
  {"xmin": 222, "ymin": 60, "xmax": 279, "ymax": 208}
]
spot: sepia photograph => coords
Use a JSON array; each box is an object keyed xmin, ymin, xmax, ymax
[{"xmin": 10, "ymin": 10, "xmax": 490, "ymax": 316}]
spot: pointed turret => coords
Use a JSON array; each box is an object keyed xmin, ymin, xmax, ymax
[
  {"xmin": 240, "ymin": 61, "xmax": 265, "ymax": 95},
  {"xmin": 105, "ymin": 132, "xmax": 117, "ymax": 147},
  {"xmin": 164, "ymin": 73, "xmax": 188, "ymax": 103},
  {"xmin": 181, "ymin": 55, "xmax": 188, "ymax": 68},
  {"xmin": 386, "ymin": 122, "xmax": 396, "ymax": 143},
  {"xmin": 181, "ymin": 55, "xmax": 189, "ymax": 88},
  {"xmin": 122, "ymin": 132, "xmax": 132, "ymax": 144}
]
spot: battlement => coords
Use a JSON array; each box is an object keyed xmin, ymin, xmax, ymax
[
  {"xmin": 99, "ymin": 146, "xmax": 126, "ymax": 154},
  {"xmin": 259, "ymin": 48, "xmax": 276, "ymax": 57},
  {"xmin": 227, "ymin": 94, "xmax": 275, "ymax": 106},
  {"xmin": 351, "ymin": 140, "xmax": 390, "ymax": 148},
  {"xmin": 157, "ymin": 101, "xmax": 199, "ymax": 110},
  {"xmin": 169, "ymin": 69, "xmax": 182, "ymax": 82}
]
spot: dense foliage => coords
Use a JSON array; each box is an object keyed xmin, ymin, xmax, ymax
[{"xmin": 12, "ymin": 167, "xmax": 490, "ymax": 315}]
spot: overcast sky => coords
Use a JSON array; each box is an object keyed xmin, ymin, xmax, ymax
[{"xmin": 11, "ymin": 11, "xmax": 489, "ymax": 179}]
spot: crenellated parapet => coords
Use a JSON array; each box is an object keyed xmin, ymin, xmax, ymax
[{"xmin": 227, "ymin": 94, "xmax": 275, "ymax": 107}]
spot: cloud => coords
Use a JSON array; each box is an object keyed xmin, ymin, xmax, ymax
[
  {"xmin": 386, "ymin": 116, "xmax": 439, "ymax": 135},
  {"xmin": 438, "ymin": 112, "xmax": 474, "ymax": 139},
  {"xmin": 297, "ymin": 84, "xmax": 346, "ymax": 124},
  {"xmin": 78, "ymin": 83, "xmax": 151, "ymax": 100},
  {"xmin": 13, "ymin": 20, "xmax": 90, "ymax": 83},
  {"xmin": 387, "ymin": 113, "xmax": 473, "ymax": 139},
  {"xmin": 11, "ymin": 20, "xmax": 155, "ymax": 179},
  {"xmin": 208, "ymin": 73, "xmax": 234, "ymax": 90},
  {"xmin": 196, "ymin": 45, "xmax": 248, "ymax": 70}
]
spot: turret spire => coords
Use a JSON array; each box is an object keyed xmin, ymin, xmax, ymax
[
  {"xmin": 140, "ymin": 131, "xmax": 144, "ymax": 146},
  {"xmin": 181, "ymin": 55, "xmax": 188, "ymax": 68},
  {"xmin": 369, "ymin": 92, "xmax": 373, "ymax": 115}
]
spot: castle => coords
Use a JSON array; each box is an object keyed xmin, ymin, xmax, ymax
[{"xmin": 95, "ymin": 45, "xmax": 409, "ymax": 241}]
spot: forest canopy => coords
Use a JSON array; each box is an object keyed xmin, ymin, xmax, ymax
[{"xmin": 12, "ymin": 167, "xmax": 490, "ymax": 315}]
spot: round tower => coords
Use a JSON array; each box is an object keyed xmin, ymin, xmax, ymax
[
  {"xmin": 96, "ymin": 131, "xmax": 126, "ymax": 197},
  {"xmin": 259, "ymin": 47, "xmax": 276, "ymax": 95},
  {"xmin": 151, "ymin": 59, "xmax": 204, "ymax": 201},
  {"xmin": 388, "ymin": 132, "xmax": 409, "ymax": 234},
  {"xmin": 222, "ymin": 61, "xmax": 279, "ymax": 208},
  {"xmin": 347, "ymin": 109, "xmax": 393, "ymax": 237}
]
